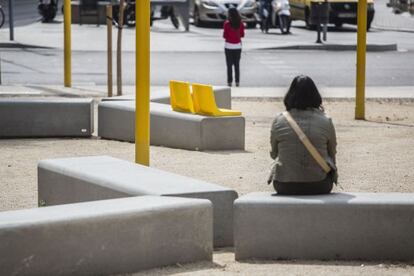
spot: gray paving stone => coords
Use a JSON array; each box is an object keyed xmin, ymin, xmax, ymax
[
  {"xmin": 38, "ymin": 155, "xmax": 238, "ymax": 247},
  {"xmin": 98, "ymin": 101, "xmax": 245, "ymax": 150},
  {"xmin": 234, "ymin": 192, "xmax": 414, "ymax": 261},
  {"xmin": 0, "ymin": 196, "xmax": 212, "ymax": 275},
  {"xmin": 0, "ymin": 98, "xmax": 94, "ymax": 138}
]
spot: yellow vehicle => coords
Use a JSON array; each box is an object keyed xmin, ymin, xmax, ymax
[{"xmin": 289, "ymin": 0, "xmax": 375, "ymax": 30}]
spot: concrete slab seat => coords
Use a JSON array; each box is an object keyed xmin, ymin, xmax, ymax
[
  {"xmin": 234, "ymin": 192, "xmax": 414, "ymax": 261},
  {"xmin": 98, "ymin": 101, "xmax": 245, "ymax": 150},
  {"xmin": 38, "ymin": 155, "xmax": 238, "ymax": 247},
  {"xmin": 101, "ymin": 86, "xmax": 232, "ymax": 109},
  {"xmin": 0, "ymin": 196, "xmax": 212, "ymax": 275},
  {"xmin": 0, "ymin": 98, "xmax": 94, "ymax": 138}
]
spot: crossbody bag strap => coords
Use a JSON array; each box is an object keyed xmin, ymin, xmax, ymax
[{"xmin": 282, "ymin": 111, "xmax": 331, "ymax": 173}]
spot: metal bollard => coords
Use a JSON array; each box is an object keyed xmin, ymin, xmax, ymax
[
  {"xmin": 322, "ymin": 0, "xmax": 328, "ymax": 41},
  {"xmin": 0, "ymin": 52, "xmax": 2, "ymax": 85},
  {"xmin": 8, "ymin": 0, "xmax": 14, "ymax": 41}
]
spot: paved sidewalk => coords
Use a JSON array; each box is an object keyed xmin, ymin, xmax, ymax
[
  {"xmin": 1, "ymin": 84, "xmax": 413, "ymax": 99},
  {"xmin": 372, "ymin": 0, "xmax": 414, "ymax": 32},
  {"xmin": 0, "ymin": 15, "xmax": 402, "ymax": 52}
]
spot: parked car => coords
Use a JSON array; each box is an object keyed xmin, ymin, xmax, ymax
[
  {"xmin": 190, "ymin": 0, "xmax": 257, "ymax": 27},
  {"xmin": 289, "ymin": 0, "xmax": 375, "ymax": 30}
]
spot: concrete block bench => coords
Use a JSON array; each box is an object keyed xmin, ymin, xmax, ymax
[
  {"xmin": 0, "ymin": 98, "xmax": 94, "ymax": 138},
  {"xmin": 102, "ymin": 86, "xmax": 232, "ymax": 109},
  {"xmin": 98, "ymin": 101, "xmax": 245, "ymax": 150},
  {"xmin": 38, "ymin": 155, "xmax": 238, "ymax": 247},
  {"xmin": 234, "ymin": 192, "xmax": 414, "ymax": 261},
  {"xmin": 0, "ymin": 196, "xmax": 212, "ymax": 275}
]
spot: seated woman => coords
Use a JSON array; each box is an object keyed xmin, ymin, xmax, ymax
[{"xmin": 269, "ymin": 75, "xmax": 338, "ymax": 195}]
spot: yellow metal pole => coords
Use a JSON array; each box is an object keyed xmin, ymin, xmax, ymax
[
  {"xmin": 135, "ymin": 0, "xmax": 150, "ymax": 165},
  {"xmin": 355, "ymin": 0, "xmax": 367, "ymax": 120},
  {"xmin": 64, "ymin": 0, "xmax": 71, "ymax": 87}
]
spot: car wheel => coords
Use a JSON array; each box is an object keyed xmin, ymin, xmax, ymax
[
  {"xmin": 125, "ymin": 7, "xmax": 136, "ymax": 27},
  {"xmin": 247, "ymin": 22, "xmax": 257, "ymax": 29},
  {"xmin": 194, "ymin": 7, "xmax": 203, "ymax": 27}
]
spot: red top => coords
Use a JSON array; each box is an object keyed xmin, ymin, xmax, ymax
[{"xmin": 223, "ymin": 20, "xmax": 245, "ymax": 44}]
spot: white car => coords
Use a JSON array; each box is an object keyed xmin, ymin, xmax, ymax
[{"xmin": 190, "ymin": 0, "xmax": 258, "ymax": 27}]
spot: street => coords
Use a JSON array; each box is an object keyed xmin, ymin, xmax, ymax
[
  {"xmin": 1, "ymin": 0, "xmax": 40, "ymax": 27},
  {"xmin": 1, "ymin": 48, "xmax": 414, "ymax": 87}
]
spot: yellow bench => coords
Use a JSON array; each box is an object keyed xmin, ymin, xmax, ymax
[{"xmin": 169, "ymin": 80, "xmax": 241, "ymax": 117}]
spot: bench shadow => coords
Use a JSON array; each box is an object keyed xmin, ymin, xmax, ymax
[
  {"xmin": 271, "ymin": 192, "xmax": 356, "ymax": 203},
  {"xmin": 128, "ymin": 260, "xmax": 225, "ymax": 276},
  {"xmin": 237, "ymin": 258, "xmax": 412, "ymax": 266}
]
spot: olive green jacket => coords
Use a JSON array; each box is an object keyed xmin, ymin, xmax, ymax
[{"xmin": 269, "ymin": 108, "xmax": 337, "ymax": 183}]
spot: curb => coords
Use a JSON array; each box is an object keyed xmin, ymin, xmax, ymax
[
  {"xmin": 371, "ymin": 25, "xmax": 414, "ymax": 33},
  {"xmin": 256, "ymin": 43, "xmax": 398, "ymax": 52},
  {"xmin": 0, "ymin": 42, "xmax": 53, "ymax": 49}
]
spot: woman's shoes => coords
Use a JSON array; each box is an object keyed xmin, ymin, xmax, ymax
[{"xmin": 227, "ymin": 83, "xmax": 240, "ymax": 87}]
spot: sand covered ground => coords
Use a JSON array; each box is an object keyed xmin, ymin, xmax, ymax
[{"xmin": 1, "ymin": 99, "xmax": 413, "ymax": 275}]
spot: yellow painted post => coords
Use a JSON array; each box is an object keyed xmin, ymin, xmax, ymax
[
  {"xmin": 355, "ymin": 0, "xmax": 367, "ymax": 120},
  {"xmin": 64, "ymin": 0, "xmax": 71, "ymax": 87},
  {"xmin": 135, "ymin": 0, "xmax": 150, "ymax": 165}
]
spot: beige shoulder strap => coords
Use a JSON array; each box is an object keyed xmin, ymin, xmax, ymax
[{"xmin": 282, "ymin": 111, "xmax": 331, "ymax": 173}]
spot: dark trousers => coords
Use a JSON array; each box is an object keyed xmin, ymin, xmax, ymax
[
  {"xmin": 225, "ymin": 48, "xmax": 242, "ymax": 84},
  {"xmin": 273, "ymin": 176, "xmax": 333, "ymax": 195}
]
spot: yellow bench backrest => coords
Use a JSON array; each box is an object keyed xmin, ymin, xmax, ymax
[{"xmin": 169, "ymin": 80, "xmax": 195, "ymax": 114}]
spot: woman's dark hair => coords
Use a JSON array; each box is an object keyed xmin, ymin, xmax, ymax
[
  {"xmin": 283, "ymin": 75, "xmax": 323, "ymax": 111},
  {"xmin": 228, "ymin": 7, "xmax": 241, "ymax": 29}
]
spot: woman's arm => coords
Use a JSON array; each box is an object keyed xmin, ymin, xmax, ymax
[
  {"xmin": 223, "ymin": 21, "xmax": 228, "ymax": 39},
  {"xmin": 240, "ymin": 22, "xmax": 245, "ymax": 38},
  {"xmin": 327, "ymin": 118, "xmax": 337, "ymax": 164},
  {"xmin": 270, "ymin": 119, "xmax": 279, "ymax": 159}
]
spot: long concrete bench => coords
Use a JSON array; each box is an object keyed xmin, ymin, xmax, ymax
[
  {"xmin": 234, "ymin": 192, "xmax": 414, "ymax": 261},
  {"xmin": 0, "ymin": 196, "xmax": 212, "ymax": 275},
  {"xmin": 101, "ymin": 86, "xmax": 232, "ymax": 109},
  {"xmin": 0, "ymin": 98, "xmax": 94, "ymax": 138},
  {"xmin": 38, "ymin": 155, "xmax": 238, "ymax": 247},
  {"xmin": 98, "ymin": 101, "xmax": 245, "ymax": 150}
]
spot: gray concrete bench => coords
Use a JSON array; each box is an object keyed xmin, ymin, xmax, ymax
[
  {"xmin": 98, "ymin": 101, "xmax": 244, "ymax": 150},
  {"xmin": 0, "ymin": 98, "xmax": 94, "ymax": 138},
  {"xmin": 0, "ymin": 196, "xmax": 212, "ymax": 275},
  {"xmin": 102, "ymin": 86, "xmax": 232, "ymax": 109},
  {"xmin": 38, "ymin": 155, "xmax": 238, "ymax": 247},
  {"xmin": 234, "ymin": 192, "xmax": 414, "ymax": 261}
]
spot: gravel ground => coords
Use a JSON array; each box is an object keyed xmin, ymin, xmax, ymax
[{"xmin": 1, "ymin": 99, "xmax": 413, "ymax": 275}]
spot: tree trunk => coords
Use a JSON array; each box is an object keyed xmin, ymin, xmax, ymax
[{"xmin": 116, "ymin": 0, "xmax": 125, "ymax": 96}]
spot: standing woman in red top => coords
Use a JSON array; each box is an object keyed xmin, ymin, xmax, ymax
[{"xmin": 223, "ymin": 7, "xmax": 245, "ymax": 87}]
